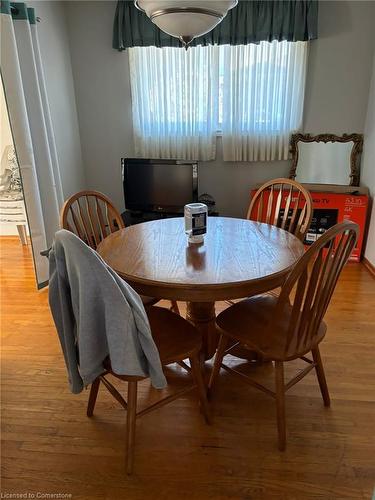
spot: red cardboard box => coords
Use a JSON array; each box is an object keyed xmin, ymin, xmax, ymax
[
  {"xmin": 250, "ymin": 185, "xmax": 369, "ymax": 262},
  {"xmin": 306, "ymin": 191, "xmax": 368, "ymax": 262}
]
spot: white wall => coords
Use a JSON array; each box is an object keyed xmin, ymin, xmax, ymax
[
  {"xmin": 303, "ymin": 0, "xmax": 375, "ymax": 134},
  {"xmin": 65, "ymin": 0, "xmax": 375, "ymax": 217},
  {"xmin": 66, "ymin": 1, "xmax": 133, "ymax": 211},
  {"xmin": 30, "ymin": 1, "xmax": 86, "ymax": 199},
  {"xmin": 361, "ymin": 51, "xmax": 375, "ymax": 266}
]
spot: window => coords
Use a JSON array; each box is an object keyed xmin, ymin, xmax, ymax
[{"xmin": 129, "ymin": 41, "xmax": 307, "ymax": 162}]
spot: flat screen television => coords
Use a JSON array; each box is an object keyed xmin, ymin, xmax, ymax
[{"xmin": 122, "ymin": 158, "xmax": 198, "ymax": 213}]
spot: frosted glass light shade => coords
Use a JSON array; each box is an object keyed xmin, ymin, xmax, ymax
[{"xmin": 135, "ymin": 1, "xmax": 238, "ymax": 46}]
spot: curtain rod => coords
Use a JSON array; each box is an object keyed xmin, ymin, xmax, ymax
[{"xmin": 10, "ymin": 5, "xmax": 41, "ymax": 22}]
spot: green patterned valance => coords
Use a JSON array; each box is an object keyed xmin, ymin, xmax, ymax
[
  {"xmin": 0, "ymin": 0, "xmax": 11, "ymax": 15},
  {"xmin": 113, "ymin": 0, "xmax": 318, "ymax": 51},
  {"xmin": 1, "ymin": 1, "xmax": 36, "ymax": 24}
]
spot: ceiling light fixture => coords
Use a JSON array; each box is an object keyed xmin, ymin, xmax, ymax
[{"xmin": 134, "ymin": 1, "xmax": 238, "ymax": 48}]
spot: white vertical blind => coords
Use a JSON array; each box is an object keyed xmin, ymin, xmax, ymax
[
  {"xmin": 221, "ymin": 41, "xmax": 308, "ymax": 161},
  {"xmin": 128, "ymin": 41, "xmax": 307, "ymax": 162},
  {"xmin": 129, "ymin": 45, "xmax": 219, "ymax": 161}
]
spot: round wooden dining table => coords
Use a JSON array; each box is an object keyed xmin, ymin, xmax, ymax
[{"xmin": 97, "ymin": 217, "xmax": 304, "ymax": 360}]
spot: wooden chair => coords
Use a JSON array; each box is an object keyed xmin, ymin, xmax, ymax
[
  {"xmin": 87, "ymin": 306, "xmax": 211, "ymax": 474},
  {"xmin": 247, "ymin": 178, "xmax": 313, "ymax": 242},
  {"xmin": 60, "ymin": 190, "xmax": 125, "ymax": 249},
  {"xmin": 209, "ymin": 221, "xmax": 359, "ymax": 451},
  {"xmin": 225, "ymin": 178, "xmax": 313, "ymax": 312},
  {"xmin": 60, "ymin": 190, "xmax": 179, "ymax": 314}
]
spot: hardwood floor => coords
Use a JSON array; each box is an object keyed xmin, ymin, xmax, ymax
[{"xmin": 1, "ymin": 237, "xmax": 374, "ymax": 499}]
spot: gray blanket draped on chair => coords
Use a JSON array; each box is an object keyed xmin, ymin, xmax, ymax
[{"xmin": 48, "ymin": 229, "xmax": 167, "ymax": 393}]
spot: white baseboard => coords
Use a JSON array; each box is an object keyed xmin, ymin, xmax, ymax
[
  {"xmin": 0, "ymin": 223, "xmax": 29, "ymax": 236},
  {"xmin": 363, "ymin": 257, "xmax": 375, "ymax": 278}
]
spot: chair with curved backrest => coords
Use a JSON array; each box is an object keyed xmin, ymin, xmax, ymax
[
  {"xmin": 60, "ymin": 190, "xmax": 125, "ymax": 249},
  {"xmin": 225, "ymin": 178, "xmax": 313, "ymax": 310},
  {"xmin": 247, "ymin": 178, "xmax": 313, "ymax": 241},
  {"xmin": 209, "ymin": 221, "xmax": 359, "ymax": 451},
  {"xmin": 88, "ymin": 306, "xmax": 211, "ymax": 475},
  {"xmin": 60, "ymin": 190, "xmax": 180, "ymax": 314}
]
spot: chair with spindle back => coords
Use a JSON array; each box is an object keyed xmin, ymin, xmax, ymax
[
  {"xmin": 209, "ymin": 221, "xmax": 359, "ymax": 451},
  {"xmin": 60, "ymin": 190, "xmax": 124, "ymax": 249},
  {"xmin": 225, "ymin": 179, "xmax": 313, "ymax": 310},
  {"xmin": 60, "ymin": 190, "xmax": 180, "ymax": 314},
  {"xmin": 247, "ymin": 178, "xmax": 313, "ymax": 241}
]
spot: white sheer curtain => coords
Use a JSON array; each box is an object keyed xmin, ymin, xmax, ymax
[
  {"xmin": 129, "ymin": 41, "xmax": 307, "ymax": 163},
  {"xmin": 129, "ymin": 45, "xmax": 219, "ymax": 161},
  {"xmin": 221, "ymin": 41, "xmax": 308, "ymax": 161},
  {"xmin": 1, "ymin": 5, "xmax": 62, "ymax": 287}
]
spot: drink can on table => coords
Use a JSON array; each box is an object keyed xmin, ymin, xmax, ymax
[{"xmin": 184, "ymin": 203, "xmax": 208, "ymax": 244}]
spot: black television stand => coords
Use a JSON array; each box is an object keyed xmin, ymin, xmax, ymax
[{"xmin": 122, "ymin": 209, "xmax": 218, "ymax": 226}]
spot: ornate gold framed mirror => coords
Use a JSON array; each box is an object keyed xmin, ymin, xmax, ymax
[{"xmin": 290, "ymin": 133, "xmax": 363, "ymax": 186}]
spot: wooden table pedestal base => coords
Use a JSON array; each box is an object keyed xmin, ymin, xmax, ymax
[
  {"xmin": 186, "ymin": 301, "xmax": 218, "ymax": 361},
  {"xmin": 186, "ymin": 301, "xmax": 266, "ymax": 364}
]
